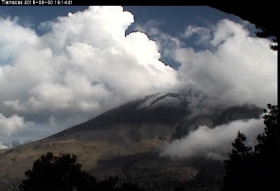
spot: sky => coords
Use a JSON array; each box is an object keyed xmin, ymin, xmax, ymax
[{"xmin": 0, "ymin": 6, "xmax": 277, "ymax": 150}]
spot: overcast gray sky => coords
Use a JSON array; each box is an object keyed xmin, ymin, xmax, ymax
[{"xmin": 0, "ymin": 6, "xmax": 277, "ymax": 148}]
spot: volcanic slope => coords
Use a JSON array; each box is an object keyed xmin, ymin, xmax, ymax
[{"xmin": 0, "ymin": 88, "xmax": 262, "ymax": 190}]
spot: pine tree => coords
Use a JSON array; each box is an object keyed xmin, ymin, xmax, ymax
[
  {"xmin": 222, "ymin": 131, "xmax": 253, "ymax": 191},
  {"xmin": 19, "ymin": 152, "xmax": 97, "ymax": 191},
  {"xmin": 222, "ymin": 104, "xmax": 278, "ymax": 191},
  {"xmin": 255, "ymin": 104, "xmax": 278, "ymax": 156},
  {"xmin": 254, "ymin": 104, "xmax": 278, "ymax": 190}
]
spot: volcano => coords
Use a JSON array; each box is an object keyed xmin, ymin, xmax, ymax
[{"xmin": 0, "ymin": 87, "xmax": 262, "ymax": 191}]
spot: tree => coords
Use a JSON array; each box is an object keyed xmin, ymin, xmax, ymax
[
  {"xmin": 253, "ymin": 104, "xmax": 278, "ymax": 190},
  {"xmin": 94, "ymin": 176, "xmax": 118, "ymax": 190},
  {"xmin": 222, "ymin": 104, "xmax": 278, "ymax": 191},
  {"xmin": 255, "ymin": 104, "xmax": 278, "ymax": 156},
  {"xmin": 19, "ymin": 152, "xmax": 96, "ymax": 191},
  {"xmin": 222, "ymin": 131, "xmax": 253, "ymax": 191},
  {"xmin": 19, "ymin": 152, "xmax": 146, "ymax": 191}
]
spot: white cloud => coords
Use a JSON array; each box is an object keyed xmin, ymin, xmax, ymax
[
  {"xmin": 183, "ymin": 25, "xmax": 212, "ymax": 45},
  {"xmin": 155, "ymin": 20, "xmax": 276, "ymax": 160},
  {"xmin": 175, "ymin": 19, "xmax": 277, "ymax": 108},
  {"xmin": 0, "ymin": 113, "xmax": 34, "ymax": 136},
  {"xmin": 136, "ymin": 19, "xmax": 277, "ymax": 109},
  {"xmin": 0, "ymin": 6, "xmax": 179, "ymax": 137},
  {"xmin": 160, "ymin": 117, "xmax": 265, "ymax": 160},
  {"xmin": 134, "ymin": 20, "xmax": 182, "ymax": 60}
]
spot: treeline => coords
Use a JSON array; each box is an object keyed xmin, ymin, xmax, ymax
[
  {"xmin": 18, "ymin": 152, "xmax": 145, "ymax": 191},
  {"xmin": 17, "ymin": 151, "xmax": 223, "ymax": 191}
]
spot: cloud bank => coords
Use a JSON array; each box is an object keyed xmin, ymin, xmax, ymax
[
  {"xmin": 160, "ymin": 117, "xmax": 265, "ymax": 160},
  {"xmin": 0, "ymin": 6, "xmax": 277, "ymax": 142}
]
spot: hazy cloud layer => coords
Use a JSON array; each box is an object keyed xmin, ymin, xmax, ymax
[
  {"xmin": 183, "ymin": 25, "xmax": 212, "ymax": 46},
  {"xmin": 160, "ymin": 117, "xmax": 265, "ymax": 160}
]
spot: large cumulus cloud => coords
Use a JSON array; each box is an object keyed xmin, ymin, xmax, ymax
[
  {"xmin": 0, "ymin": 6, "xmax": 178, "ymax": 139},
  {"xmin": 136, "ymin": 19, "xmax": 277, "ymax": 109},
  {"xmin": 135, "ymin": 19, "xmax": 277, "ymax": 111},
  {"xmin": 175, "ymin": 19, "xmax": 277, "ymax": 108}
]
